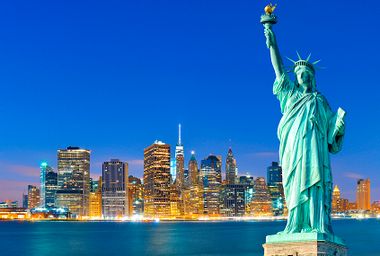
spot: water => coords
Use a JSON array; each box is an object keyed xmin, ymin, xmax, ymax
[{"xmin": 0, "ymin": 219, "xmax": 379, "ymax": 256}]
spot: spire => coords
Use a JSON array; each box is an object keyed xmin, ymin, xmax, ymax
[
  {"xmin": 178, "ymin": 123, "xmax": 182, "ymax": 146},
  {"xmin": 227, "ymin": 147, "xmax": 233, "ymax": 157}
]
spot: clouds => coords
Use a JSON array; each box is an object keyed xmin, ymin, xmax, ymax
[{"xmin": 343, "ymin": 171, "xmax": 365, "ymax": 180}]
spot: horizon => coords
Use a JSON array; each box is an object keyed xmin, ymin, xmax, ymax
[{"xmin": 0, "ymin": 1, "xmax": 379, "ymax": 203}]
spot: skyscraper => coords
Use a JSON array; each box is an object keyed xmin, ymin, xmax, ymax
[
  {"xmin": 128, "ymin": 176, "xmax": 144, "ymax": 216},
  {"xmin": 39, "ymin": 162, "xmax": 47, "ymax": 207},
  {"xmin": 56, "ymin": 146, "xmax": 91, "ymax": 217},
  {"xmin": 143, "ymin": 140, "xmax": 171, "ymax": 218},
  {"xmin": 22, "ymin": 194, "xmax": 28, "ymax": 208},
  {"xmin": 102, "ymin": 160, "xmax": 129, "ymax": 218},
  {"xmin": 249, "ymin": 177, "xmax": 273, "ymax": 216},
  {"xmin": 27, "ymin": 185, "xmax": 40, "ymax": 209},
  {"xmin": 175, "ymin": 124, "xmax": 185, "ymax": 189},
  {"xmin": 220, "ymin": 184, "xmax": 246, "ymax": 217},
  {"xmin": 89, "ymin": 177, "xmax": 102, "ymax": 218},
  {"xmin": 188, "ymin": 151, "xmax": 199, "ymax": 187},
  {"xmin": 183, "ymin": 151, "xmax": 202, "ymax": 218},
  {"xmin": 267, "ymin": 162, "xmax": 285, "ymax": 215},
  {"xmin": 225, "ymin": 148, "xmax": 237, "ymax": 184},
  {"xmin": 45, "ymin": 165, "xmax": 58, "ymax": 208},
  {"xmin": 356, "ymin": 178, "xmax": 371, "ymax": 211},
  {"xmin": 200, "ymin": 155, "xmax": 222, "ymax": 216},
  {"xmin": 332, "ymin": 185, "xmax": 340, "ymax": 213}
]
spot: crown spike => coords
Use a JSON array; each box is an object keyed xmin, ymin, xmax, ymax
[
  {"xmin": 313, "ymin": 59, "xmax": 321, "ymax": 65},
  {"xmin": 296, "ymin": 51, "xmax": 302, "ymax": 60},
  {"xmin": 306, "ymin": 53, "xmax": 312, "ymax": 62},
  {"xmin": 286, "ymin": 56, "xmax": 297, "ymax": 64}
]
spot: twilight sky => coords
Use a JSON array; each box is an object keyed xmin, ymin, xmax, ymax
[{"xmin": 0, "ymin": 0, "xmax": 379, "ymax": 203}]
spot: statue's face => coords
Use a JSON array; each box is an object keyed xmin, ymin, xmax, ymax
[{"xmin": 296, "ymin": 67, "xmax": 314, "ymax": 90}]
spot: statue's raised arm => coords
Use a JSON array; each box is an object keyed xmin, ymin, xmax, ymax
[{"xmin": 260, "ymin": 4, "xmax": 284, "ymax": 79}]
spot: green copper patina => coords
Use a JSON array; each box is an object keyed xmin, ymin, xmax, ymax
[{"xmin": 261, "ymin": 6, "xmax": 346, "ymax": 237}]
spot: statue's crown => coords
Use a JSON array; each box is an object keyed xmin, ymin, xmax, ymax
[
  {"xmin": 294, "ymin": 60, "xmax": 315, "ymax": 73},
  {"xmin": 287, "ymin": 52, "xmax": 321, "ymax": 73}
]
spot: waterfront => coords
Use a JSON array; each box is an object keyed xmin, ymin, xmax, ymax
[{"xmin": 0, "ymin": 219, "xmax": 379, "ymax": 256}]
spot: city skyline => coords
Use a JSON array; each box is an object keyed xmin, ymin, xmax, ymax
[
  {"xmin": 0, "ymin": 1, "xmax": 379, "ymax": 203},
  {"xmin": 0, "ymin": 138, "xmax": 376, "ymax": 205}
]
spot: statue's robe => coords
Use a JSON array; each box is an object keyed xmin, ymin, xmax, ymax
[{"xmin": 274, "ymin": 74, "xmax": 345, "ymax": 234}]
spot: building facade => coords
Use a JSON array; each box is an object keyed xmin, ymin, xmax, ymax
[
  {"xmin": 225, "ymin": 148, "xmax": 237, "ymax": 184},
  {"xmin": 267, "ymin": 162, "xmax": 285, "ymax": 215},
  {"xmin": 102, "ymin": 159, "xmax": 129, "ymax": 218},
  {"xmin": 356, "ymin": 178, "xmax": 371, "ymax": 211},
  {"xmin": 27, "ymin": 185, "xmax": 40, "ymax": 209},
  {"xmin": 143, "ymin": 141, "xmax": 171, "ymax": 218},
  {"xmin": 89, "ymin": 177, "xmax": 102, "ymax": 219},
  {"xmin": 249, "ymin": 177, "xmax": 273, "ymax": 216},
  {"xmin": 128, "ymin": 176, "xmax": 144, "ymax": 216},
  {"xmin": 221, "ymin": 184, "xmax": 245, "ymax": 217},
  {"xmin": 56, "ymin": 146, "xmax": 91, "ymax": 217},
  {"xmin": 200, "ymin": 155, "xmax": 222, "ymax": 216},
  {"xmin": 44, "ymin": 163, "xmax": 58, "ymax": 208}
]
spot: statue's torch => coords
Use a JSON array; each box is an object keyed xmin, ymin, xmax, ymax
[{"xmin": 260, "ymin": 4, "xmax": 278, "ymax": 48}]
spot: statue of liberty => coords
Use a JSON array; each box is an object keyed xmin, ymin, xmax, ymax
[{"xmin": 261, "ymin": 5, "xmax": 346, "ymax": 235}]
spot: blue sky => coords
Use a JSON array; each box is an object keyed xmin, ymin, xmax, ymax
[{"xmin": 0, "ymin": 0, "xmax": 379, "ymax": 202}]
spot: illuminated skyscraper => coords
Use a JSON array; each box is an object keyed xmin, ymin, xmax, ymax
[
  {"xmin": 200, "ymin": 155, "xmax": 222, "ymax": 216},
  {"xmin": 143, "ymin": 140, "xmax": 171, "ymax": 218},
  {"xmin": 356, "ymin": 178, "xmax": 371, "ymax": 211},
  {"xmin": 102, "ymin": 159, "xmax": 129, "ymax": 218},
  {"xmin": 332, "ymin": 185, "xmax": 341, "ymax": 213},
  {"xmin": 183, "ymin": 151, "xmax": 202, "ymax": 218},
  {"xmin": 56, "ymin": 146, "xmax": 91, "ymax": 217},
  {"xmin": 188, "ymin": 151, "xmax": 199, "ymax": 187},
  {"xmin": 175, "ymin": 124, "xmax": 185, "ymax": 188},
  {"xmin": 225, "ymin": 148, "xmax": 237, "ymax": 184},
  {"xmin": 89, "ymin": 177, "xmax": 102, "ymax": 218},
  {"xmin": 40, "ymin": 162, "xmax": 57, "ymax": 208},
  {"xmin": 45, "ymin": 165, "xmax": 58, "ymax": 208},
  {"xmin": 221, "ymin": 184, "xmax": 246, "ymax": 217},
  {"xmin": 128, "ymin": 176, "xmax": 144, "ymax": 215},
  {"xmin": 40, "ymin": 162, "xmax": 48, "ymax": 207},
  {"xmin": 267, "ymin": 162, "xmax": 285, "ymax": 215},
  {"xmin": 22, "ymin": 194, "xmax": 28, "ymax": 208},
  {"xmin": 27, "ymin": 185, "xmax": 40, "ymax": 209},
  {"xmin": 249, "ymin": 177, "xmax": 273, "ymax": 216}
]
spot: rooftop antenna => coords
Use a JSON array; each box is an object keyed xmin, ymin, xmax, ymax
[{"xmin": 178, "ymin": 123, "xmax": 182, "ymax": 145}]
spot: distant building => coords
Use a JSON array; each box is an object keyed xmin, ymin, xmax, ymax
[
  {"xmin": 249, "ymin": 177, "xmax": 273, "ymax": 216},
  {"xmin": 0, "ymin": 200, "xmax": 18, "ymax": 209},
  {"xmin": 128, "ymin": 176, "xmax": 144, "ymax": 216},
  {"xmin": 220, "ymin": 184, "xmax": 245, "ymax": 217},
  {"xmin": 45, "ymin": 164, "xmax": 58, "ymax": 208},
  {"xmin": 89, "ymin": 177, "xmax": 102, "ymax": 218},
  {"xmin": 336, "ymin": 198, "xmax": 349, "ymax": 213},
  {"xmin": 183, "ymin": 152, "xmax": 202, "ymax": 218},
  {"xmin": 238, "ymin": 175, "xmax": 254, "ymax": 214},
  {"xmin": 356, "ymin": 178, "xmax": 371, "ymax": 211},
  {"xmin": 56, "ymin": 146, "xmax": 91, "ymax": 217},
  {"xmin": 332, "ymin": 185, "xmax": 341, "ymax": 213},
  {"xmin": 225, "ymin": 148, "xmax": 237, "ymax": 184},
  {"xmin": 27, "ymin": 185, "xmax": 40, "ymax": 209},
  {"xmin": 267, "ymin": 162, "xmax": 284, "ymax": 215},
  {"xmin": 200, "ymin": 155, "xmax": 222, "ymax": 216},
  {"xmin": 90, "ymin": 178, "xmax": 99, "ymax": 192},
  {"xmin": 102, "ymin": 159, "xmax": 129, "ymax": 218},
  {"xmin": 239, "ymin": 175, "xmax": 254, "ymax": 185},
  {"xmin": 22, "ymin": 194, "xmax": 28, "ymax": 208},
  {"xmin": 175, "ymin": 124, "xmax": 185, "ymax": 189},
  {"xmin": 371, "ymin": 201, "xmax": 380, "ymax": 214},
  {"xmin": 143, "ymin": 141, "xmax": 171, "ymax": 218}
]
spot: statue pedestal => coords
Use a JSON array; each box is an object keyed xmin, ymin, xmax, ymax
[{"xmin": 263, "ymin": 233, "xmax": 348, "ymax": 256}]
